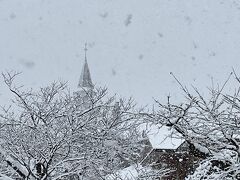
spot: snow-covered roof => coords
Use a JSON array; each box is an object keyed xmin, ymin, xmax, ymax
[{"xmin": 140, "ymin": 124, "xmax": 184, "ymax": 150}]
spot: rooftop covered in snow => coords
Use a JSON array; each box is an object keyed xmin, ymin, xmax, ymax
[{"xmin": 140, "ymin": 124, "xmax": 184, "ymax": 150}]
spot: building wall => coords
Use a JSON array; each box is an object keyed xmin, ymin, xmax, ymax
[{"xmin": 141, "ymin": 149, "xmax": 201, "ymax": 180}]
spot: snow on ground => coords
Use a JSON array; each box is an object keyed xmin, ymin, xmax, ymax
[
  {"xmin": 106, "ymin": 164, "xmax": 140, "ymax": 180},
  {"xmin": 0, "ymin": 176, "xmax": 14, "ymax": 180},
  {"xmin": 105, "ymin": 163, "xmax": 169, "ymax": 180}
]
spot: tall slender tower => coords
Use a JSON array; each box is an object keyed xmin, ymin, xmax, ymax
[{"xmin": 78, "ymin": 43, "xmax": 94, "ymax": 90}]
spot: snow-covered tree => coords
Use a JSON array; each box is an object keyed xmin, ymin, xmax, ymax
[
  {"xmin": 0, "ymin": 72, "xmax": 143, "ymax": 180},
  {"xmin": 146, "ymin": 72, "xmax": 240, "ymax": 179}
]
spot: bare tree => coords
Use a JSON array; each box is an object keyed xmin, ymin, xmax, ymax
[
  {"xmin": 0, "ymin": 72, "xmax": 143, "ymax": 180},
  {"xmin": 146, "ymin": 72, "xmax": 240, "ymax": 179}
]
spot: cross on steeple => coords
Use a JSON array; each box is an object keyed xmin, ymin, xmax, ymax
[{"xmin": 84, "ymin": 43, "xmax": 88, "ymax": 61}]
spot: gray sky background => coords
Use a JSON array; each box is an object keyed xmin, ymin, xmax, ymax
[{"xmin": 1, "ymin": 0, "xmax": 240, "ymax": 105}]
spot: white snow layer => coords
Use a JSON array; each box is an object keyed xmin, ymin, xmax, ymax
[{"xmin": 140, "ymin": 124, "xmax": 184, "ymax": 149}]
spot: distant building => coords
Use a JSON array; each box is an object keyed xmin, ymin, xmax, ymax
[
  {"xmin": 78, "ymin": 44, "xmax": 94, "ymax": 90},
  {"xmin": 73, "ymin": 44, "xmax": 96, "ymax": 107},
  {"xmin": 139, "ymin": 125, "xmax": 201, "ymax": 180},
  {"xmin": 74, "ymin": 43, "xmax": 121, "ymax": 120}
]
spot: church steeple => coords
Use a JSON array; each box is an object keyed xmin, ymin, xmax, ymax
[{"xmin": 78, "ymin": 43, "xmax": 94, "ymax": 89}]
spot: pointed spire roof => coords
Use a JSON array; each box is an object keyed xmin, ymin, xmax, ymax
[{"xmin": 78, "ymin": 44, "xmax": 94, "ymax": 89}]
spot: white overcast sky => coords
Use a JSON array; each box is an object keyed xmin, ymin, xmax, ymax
[{"xmin": 0, "ymin": 0, "xmax": 240, "ymax": 105}]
